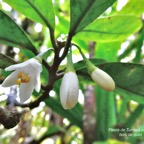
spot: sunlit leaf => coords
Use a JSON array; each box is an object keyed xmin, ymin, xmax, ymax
[
  {"xmin": 95, "ymin": 42, "xmax": 121, "ymax": 62},
  {"xmin": 117, "ymin": 0, "xmax": 144, "ymax": 16},
  {"xmin": 70, "ymin": 0, "xmax": 116, "ymax": 34},
  {"xmin": 74, "ymin": 15, "xmax": 142, "ymax": 42},
  {"xmin": 4, "ymin": 0, "xmax": 55, "ymax": 29}
]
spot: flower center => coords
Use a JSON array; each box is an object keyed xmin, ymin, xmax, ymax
[{"xmin": 16, "ymin": 72, "xmax": 30, "ymax": 84}]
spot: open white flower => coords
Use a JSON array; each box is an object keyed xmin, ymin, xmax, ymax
[
  {"xmin": 91, "ymin": 67, "xmax": 115, "ymax": 91},
  {"xmin": 1, "ymin": 58, "xmax": 42, "ymax": 103},
  {"xmin": 60, "ymin": 71, "xmax": 79, "ymax": 109}
]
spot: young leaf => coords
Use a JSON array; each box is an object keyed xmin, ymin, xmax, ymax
[
  {"xmin": 74, "ymin": 15, "xmax": 142, "ymax": 42},
  {"xmin": 0, "ymin": 10, "xmax": 37, "ymax": 53},
  {"xmin": 70, "ymin": 0, "xmax": 116, "ymax": 34},
  {"xmin": 4, "ymin": 0, "xmax": 55, "ymax": 30}
]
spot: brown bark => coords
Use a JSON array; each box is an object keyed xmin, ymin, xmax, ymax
[{"xmin": 0, "ymin": 107, "xmax": 20, "ymax": 129}]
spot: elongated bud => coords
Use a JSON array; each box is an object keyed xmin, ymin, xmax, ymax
[
  {"xmin": 60, "ymin": 72, "xmax": 79, "ymax": 109},
  {"xmin": 60, "ymin": 50, "xmax": 79, "ymax": 109},
  {"xmin": 77, "ymin": 46, "xmax": 115, "ymax": 91},
  {"xmin": 91, "ymin": 67, "xmax": 115, "ymax": 91},
  {"xmin": 86, "ymin": 60, "xmax": 115, "ymax": 91}
]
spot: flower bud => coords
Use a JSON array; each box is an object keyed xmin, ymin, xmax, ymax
[
  {"xmin": 76, "ymin": 45, "xmax": 115, "ymax": 91},
  {"xmin": 91, "ymin": 67, "xmax": 115, "ymax": 91},
  {"xmin": 60, "ymin": 71, "xmax": 79, "ymax": 109}
]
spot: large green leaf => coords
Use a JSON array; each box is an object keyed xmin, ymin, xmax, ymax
[
  {"xmin": 0, "ymin": 10, "xmax": 37, "ymax": 53},
  {"xmin": 70, "ymin": 0, "xmax": 116, "ymax": 34},
  {"xmin": 117, "ymin": 0, "xmax": 144, "ymax": 16},
  {"xmin": 95, "ymin": 88, "xmax": 116, "ymax": 140},
  {"xmin": 4, "ymin": 0, "xmax": 55, "ymax": 30},
  {"xmin": 74, "ymin": 15, "xmax": 142, "ymax": 42},
  {"xmin": 75, "ymin": 60, "xmax": 144, "ymax": 104},
  {"xmin": 0, "ymin": 53, "xmax": 16, "ymax": 69},
  {"xmin": 95, "ymin": 42, "xmax": 121, "ymax": 62},
  {"xmin": 45, "ymin": 97, "xmax": 83, "ymax": 128}
]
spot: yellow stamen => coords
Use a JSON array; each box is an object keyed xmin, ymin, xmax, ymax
[
  {"xmin": 16, "ymin": 79, "xmax": 21, "ymax": 85},
  {"xmin": 16, "ymin": 72, "xmax": 30, "ymax": 84}
]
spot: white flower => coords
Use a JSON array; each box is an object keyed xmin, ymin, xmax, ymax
[
  {"xmin": 1, "ymin": 58, "xmax": 42, "ymax": 103},
  {"xmin": 60, "ymin": 71, "xmax": 79, "ymax": 109},
  {"xmin": 91, "ymin": 68, "xmax": 115, "ymax": 91}
]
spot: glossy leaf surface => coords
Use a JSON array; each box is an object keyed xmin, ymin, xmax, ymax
[
  {"xmin": 74, "ymin": 15, "xmax": 142, "ymax": 42},
  {"xmin": 0, "ymin": 11, "xmax": 37, "ymax": 53},
  {"xmin": 70, "ymin": 0, "xmax": 116, "ymax": 34},
  {"xmin": 4, "ymin": 0, "xmax": 55, "ymax": 29}
]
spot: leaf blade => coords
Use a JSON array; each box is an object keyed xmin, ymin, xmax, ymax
[
  {"xmin": 45, "ymin": 97, "xmax": 83, "ymax": 128},
  {"xmin": 0, "ymin": 53, "xmax": 16, "ymax": 69},
  {"xmin": 0, "ymin": 10, "xmax": 37, "ymax": 53},
  {"xmin": 74, "ymin": 15, "xmax": 142, "ymax": 42},
  {"xmin": 70, "ymin": 0, "xmax": 116, "ymax": 34},
  {"xmin": 4, "ymin": 0, "xmax": 55, "ymax": 29}
]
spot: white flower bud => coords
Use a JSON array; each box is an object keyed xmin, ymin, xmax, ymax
[
  {"xmin": 60, "ymin": 71, "xmax": 79, "ymax": 109},
  {"xmin": 91, "ymin": 68, "xmax": 115, "ymax": 91}
]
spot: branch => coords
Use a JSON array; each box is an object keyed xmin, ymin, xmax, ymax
[
  {"xmin": 59, "ymin": 33, "xmax": 73, "ymax": 62},
  {"xmin": 0, "ymin": 107, "xmax": 20, "ymax": 129},
  {"xmin": 25, "ymin": 0, "xmax": 58, "ymax": 51}
]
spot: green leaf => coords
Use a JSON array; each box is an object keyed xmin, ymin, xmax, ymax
[
  {"xmin": 0, "ymin": 53, "xmax": 16, "ymax": 69},
  {"xmin": 125, "ymin": 104, "xmax": 144, "ymax": 128},
  {"xmin": 4, "ymin": 0, "xmax": 55, "ymax": 30},
  {"xmin": 95, "ymin": 88, "xmax": 116, "ymax": 140},
  {"xmin": 117, "ymin": 0, "xmax": 144, "ymax": 16},
  {"xmin": 95, "ymin": 42, "xmax": 121, "ymax": 62},
  {"xmin": 117, "ymin": 99, "xmax": 128, "ymax": 124},
  {"xmin": 0, "ymin": 10, "xmax": 37, "ymax": 53},
  {"xmin": 45, "ymin": 97, "xmax": 83, "ymax": 128},
  {"xmin": 70, "ymin": 0, "xmax": 116, "ymax": 34},
  {"xmin": 75, "ymin": 60, "xmax": 144, "ymax": 104},
  {"xmin": 74, "ymin": 15, "xmax": 142, "ymax": 42}
]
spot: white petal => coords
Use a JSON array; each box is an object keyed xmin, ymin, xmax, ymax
[
  {"xmin": 5, "ymin": 58, "xmax": 42, "ymax": 72},
  {"xmin": 91, "ymin": 68, "xmax": 115, "ymax": 91},
  {"xmin": 60, "ymin": 74, "xmax": 69, "ymax": 109},
  {"xmin": 34, "ymin": 73, "xmax": 41, "ymax": 92},
  {"xmin": 5, "ymin": 60, "xmax": 30, "ymax": 71},
  {"xmin": 29, "ymin": 59, "xmax": 42, "ymax": 73},
  {"xmin": 60, "ymin": 72, "xmax": 79, "ymax": 109},
  {"xmin": 1, "ymin": 70, "xmax": 19, "ymax": 87},
  {"xmin": 19, "ymin": 82, "xmax": 35, "ymax": 103}
]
